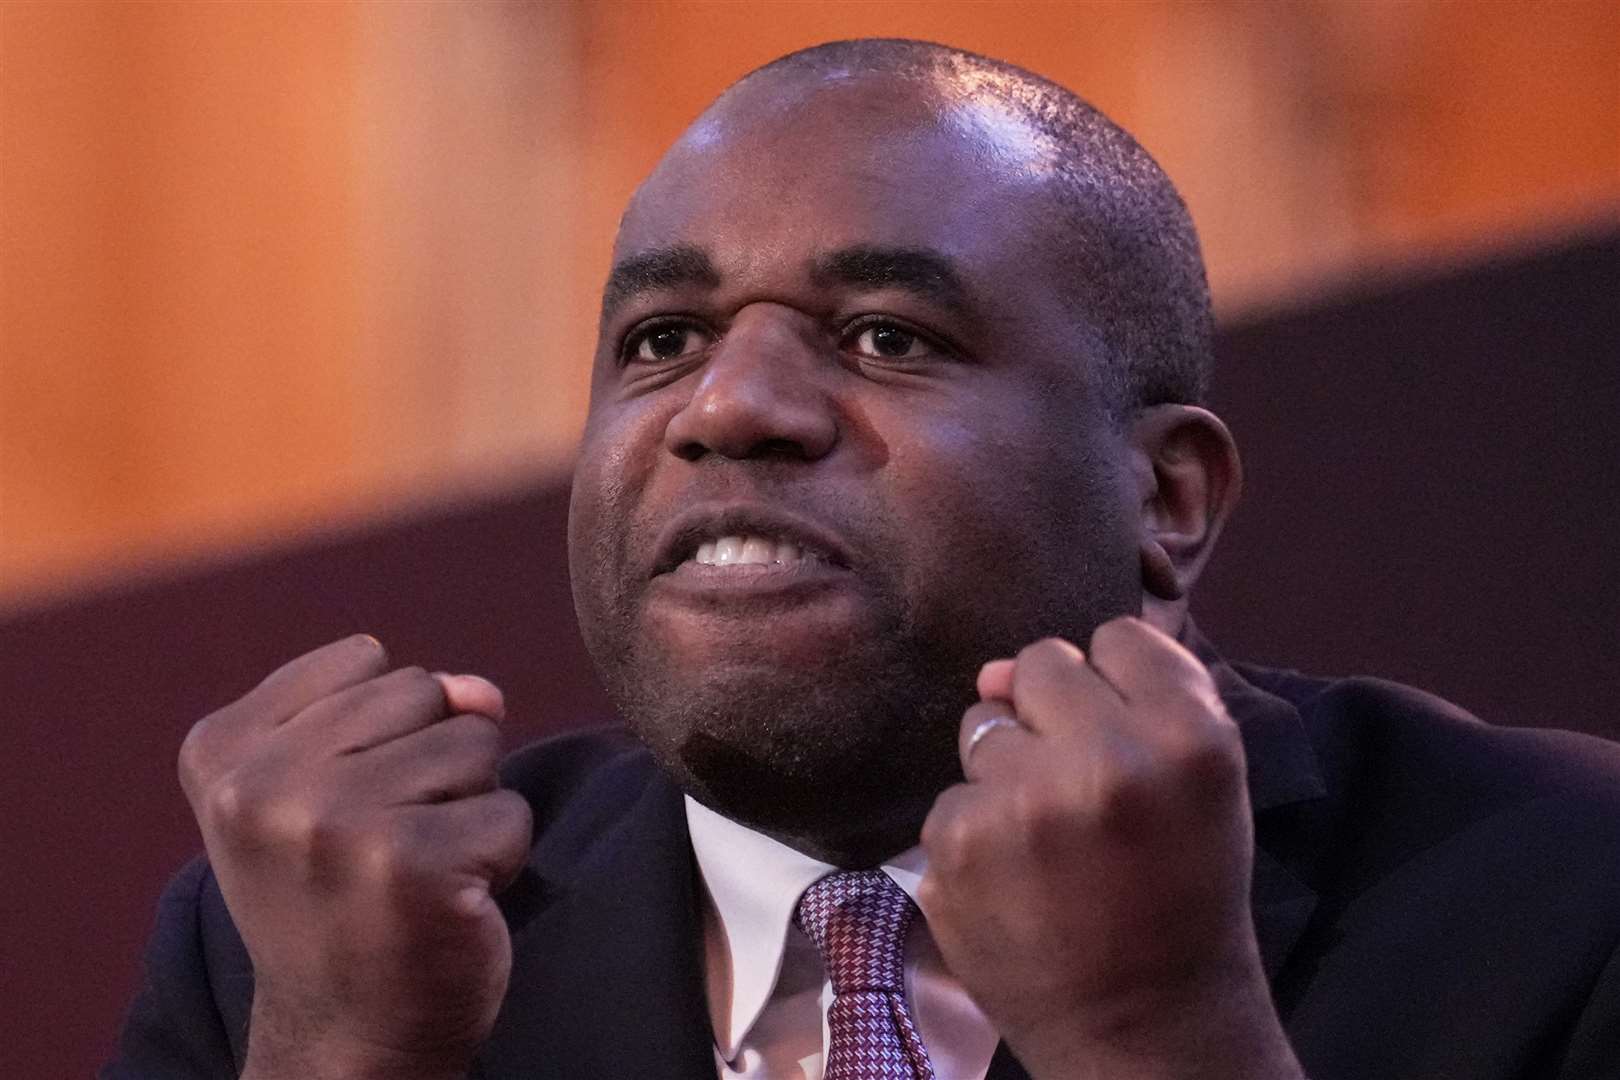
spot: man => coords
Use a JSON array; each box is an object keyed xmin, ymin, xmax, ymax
[{"xmin": 109, "ymin": 40, "xmax": 1620, "ymax": 1080}]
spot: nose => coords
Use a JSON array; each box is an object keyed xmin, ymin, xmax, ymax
[{"xmin": 663, "ymin": 305, "xmax": 838, "ymax": 462}]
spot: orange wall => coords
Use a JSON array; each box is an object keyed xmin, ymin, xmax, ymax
[{"xmin": 3, "ymin": 0, "xmax": 1617, "ymax": 612}]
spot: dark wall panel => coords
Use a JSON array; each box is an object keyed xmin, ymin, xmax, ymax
[{"xmin": 1199, "ymin": 232, "xmax": 1619, "ymax": 735}]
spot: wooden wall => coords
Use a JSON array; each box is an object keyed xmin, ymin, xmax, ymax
[
  {"xmin": 3, "ymin": 1, "xmax": 1616, "ymax": 613},
  {"xmin": 3, "ymin": 0, "xmax": 1617, "ymax": 616}
]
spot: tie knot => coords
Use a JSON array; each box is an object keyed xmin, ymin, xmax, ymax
[{"xmin": 794, "ymin": 870, "xmax": 916, "ymax": 994}]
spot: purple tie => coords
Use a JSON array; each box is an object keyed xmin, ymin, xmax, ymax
[{"xmin": 795, "ymin": 870, "xmax": 937, "ymax": 1080}]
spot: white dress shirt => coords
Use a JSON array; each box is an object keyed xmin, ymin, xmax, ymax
[{"xmin": 685, "ymin": 796, "xmax": 1002, "ymax": 1079}]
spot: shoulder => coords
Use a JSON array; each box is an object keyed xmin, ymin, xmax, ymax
[
  {"xmin": 1241, "ymin": 660, "xmax": 1620, "ymax": 909},
  {"xmin": 1236, "ymin": 664, "xmax": 1620, "ymax": 1076},
  {"xmin": 1242, "ymin": 663, "xmax": 1620, "ymax": 810}
]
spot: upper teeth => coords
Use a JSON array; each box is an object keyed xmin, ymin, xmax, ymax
[{"xmin": 693, "ymin": 534, "xmax": 813, "ymax": 567}]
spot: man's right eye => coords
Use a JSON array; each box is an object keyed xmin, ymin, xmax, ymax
[{"xmin": 626, "ymin": 322, "xmax": 711, "ymax": 364}]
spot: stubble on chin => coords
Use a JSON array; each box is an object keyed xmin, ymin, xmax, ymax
[{"xmin": 605, "ymin": 631, "xmax": 972, "ymax": 861}]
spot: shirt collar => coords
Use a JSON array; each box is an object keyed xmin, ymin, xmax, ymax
[{"xmin": 684, "ymin": 795, "xmax": 924, "ymax": 1059}]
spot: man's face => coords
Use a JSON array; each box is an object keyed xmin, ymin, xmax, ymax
[{"xmin": 568, "ymin": 73, "xmax": 1144, "ymax": 858}]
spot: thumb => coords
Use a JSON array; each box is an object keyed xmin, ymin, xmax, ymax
[{"xmin": 434, "ymin": 673, "xmax": 507, "ymax": 721}]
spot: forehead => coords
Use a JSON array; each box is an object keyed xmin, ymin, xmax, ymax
[{"xmin": 614, "ymin": 72, "xmax": 1067, "ymax": 282}]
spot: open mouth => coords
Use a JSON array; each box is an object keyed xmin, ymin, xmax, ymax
[
  {"xmin": 687, "ymin": 533, "xmax": 830, "ymax": 569},
  {"xmin": 651, "ymin": 505, "xmax": 852, "ymax": 578}
]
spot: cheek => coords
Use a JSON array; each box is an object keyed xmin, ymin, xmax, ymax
[
  {"xmin": 881, "ymin": 406, "xmax": 1137, "ymax": 629},
  {"xmin": 568, "ymin": 406, "xmax": 668, "ymax": 597},
  {"xmin": 881, "ymin": 418, "xmax": 1029, "ymax": 586}
]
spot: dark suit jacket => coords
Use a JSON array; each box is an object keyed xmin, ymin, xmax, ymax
[{"xmin": 106, "ymin": 648, "xmax": 1620, "ymax": 1079}]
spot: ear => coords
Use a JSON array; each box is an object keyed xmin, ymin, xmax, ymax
[{"xmin": 1127, "ymin": 405, "xmax": 1242, "ymax": 632}]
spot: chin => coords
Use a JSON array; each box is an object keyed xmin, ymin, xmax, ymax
[{"xmin": 609, "ymin": 653, "xmax": 966, "ymax": 851}]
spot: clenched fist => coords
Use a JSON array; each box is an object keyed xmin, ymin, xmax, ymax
[
  {"xmin": 177, "ymin": 635, "xmax": 533, "ymax": 1080},
  {"xmin": 918, "ymin": 617, "xmax": 1303, "ymax": 1080}
]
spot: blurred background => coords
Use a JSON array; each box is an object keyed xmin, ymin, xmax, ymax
[{"xmin": 2, "ymin": 2, "xmax": 1617, "ymax": 1074}]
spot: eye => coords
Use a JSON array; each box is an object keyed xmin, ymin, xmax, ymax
[
  {"xmin": 846, "ymin": 320, "xmax": 939, "ymax": 362},
  {"xmin": 625, "ymin": 321, "xmax": 711, "ymax": 364}
]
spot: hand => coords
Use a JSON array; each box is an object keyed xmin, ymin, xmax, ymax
[
  {"xmin": 917, "ymin": 617, "xmax": 1302, "ymax": 1080},
  {"xmin": 177, "ymin": 635, "xmax": 533, "ymax": 1080}
]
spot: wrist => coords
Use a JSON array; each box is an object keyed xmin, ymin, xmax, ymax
[
  {"xmin": 244, "ymin": 997, "xmax": 475, "ymax": 1080},
  {"xmin": 1012, "ymin": 961, "xmax": 1303, "ymax": 1080},
  {"xmin": 243, "ymin": 1040, "xmax": 471, "ymax": 1080}
]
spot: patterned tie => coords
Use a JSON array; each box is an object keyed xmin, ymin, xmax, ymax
[{"xmin": 794, "ymin": 870, "xmax": 937, "ymax": 1080}]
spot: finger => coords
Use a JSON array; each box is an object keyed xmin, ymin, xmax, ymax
[
  {"xmin": 917, "ymin": 781, "xmax": 989, "ymax": 912},
  {"xmin": 434, "ymin": 673, "xmax": 506, "ymax": 722},
  {"xmin": 246, "ymin": 634, "xmax": 392, "ymax": 726},
  {"xmin": 405, "ymin": 788, "xmax": 534, "ymax": 900},
  {"xmin": 179, "ymin": 635, "xmax": 392, "ymax": 789},
  {"xmin": 345, "ymin": 713, "xmax": 503, "ymax": 806},
  {"xmin": 1009, "ymin": 637, "xmax": 1126, "ymax": 737},
  {"xmin": 1086, "ymin": 617, "xmax": 1213, "ymax": 707},
  {"xmin": 280, "ymin": 666, "xmax": 448, "ymax": 751},
  {"xmin": 957, "ymin": 700, "xmax": 1033, "ymax": 782},
  {"xmin": 976, "ymin": 659, "xmax": 1015, "ymax": 702}
]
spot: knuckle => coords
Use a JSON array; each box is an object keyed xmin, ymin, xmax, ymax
[
  {"xmin": 1008, "ymin": 784, "xmax": 1071, "ymax": 852},
  {"xmin": 295, "ymin": 810, "xmax": 353, "ymax": 878},
  {"xmin": 469, "ymin": 732, "xmax": 504, "ymax": 778},
  {"xmin": 203, "ymin": 768, "xmax": 329, "ymax": 860},
  {"xmin": 455, "ymin": 712, "xmax": 503, "ymax": 755},
  {"xmin": 917, "ymin": 807, "xmax": 947, "ymax": 852},
  {"xmin": 1170, "ymin": 722, "xmax": 1244, "ymax": 791},
  {"xmin": 356, "ymin": 818, "xmax": 421, "ymax": 888},
  {"xmin": 434, "ymin": 725, "xmax": 503, "ymax": 796},
  {"xmin": 203, "ymin": 769, "xmax": 257, "ymax": 830},
  {"xmin": 395, "ymin": 664, "xmax": 429, "ymax": 682},
  {"xmin": 1016, "ymin": 637, "xmax": 1067, "ymax": 666},
  {"xmin": 485, "ymin": 791, "xmax": 535, "ymax": 872},
  {"xmin": 1091, "ymin": 763, "xmax": 1154, "ymax": 830},
  {"xmin": 1013, "ymin": 637, "xmax": 1084, "ymax": 685},
  {"xmin": 923, "ymin": 812, "xmax": 979, "ymax": 873},
  {"xmin": 176, "ymin": 719, "xmax": 216, "ymax": 789},
  {"xmin": 226, "ymin": 779, "xmax": 342, "ymax": 860},
  {"xmin": 440, "ymin": 710, "xmax": 498, "ymax": 750},
  {"xmin": 491, "ymin": 788, "xmax": 534, "ymax": 832},
  {"xmin": 915, "ymin": 873, "xmax": 947, "ymax": 917},
  {"xmin": 403, "ymin": 667, "xmax": 449, "ymax": 709}
]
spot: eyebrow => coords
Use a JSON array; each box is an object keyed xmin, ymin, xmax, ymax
[
  {"xmin": 598, "ymin": 243, "xmax": 974, "ymax": 321},
  {"xmin": 811, "ymin": 246, "xmax": 973, "ymax": 315},
  {"xmin": 601, "ymin": 245, "xmax": 721, "ymax": 322}
]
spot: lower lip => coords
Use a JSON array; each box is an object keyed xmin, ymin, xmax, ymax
[{"xmin": 644, "ymin": 558, "xmax": 866, "ymax": 660}]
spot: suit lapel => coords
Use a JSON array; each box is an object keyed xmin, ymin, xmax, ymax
[
  {"xmin": 475, "ymin": 767, "xmax": 716, "ymax": 1080},
  {"xmin": 1208, "ymin": 655, "xmax": 1326, "ymax": 981}
]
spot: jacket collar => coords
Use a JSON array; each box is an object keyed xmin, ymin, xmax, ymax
[
  {"xmin": 1186, "ymin": 621, "xmax": 1325, "ymax": 982},
  {"xmin": 475, "ymin": 765, "xmax": 717, "ymax": 1080}
]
